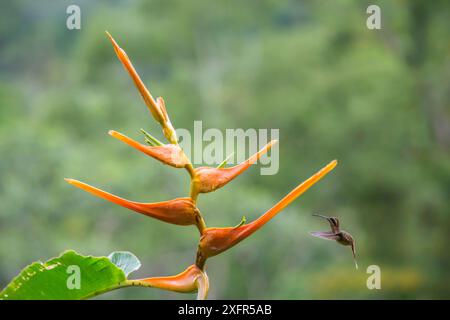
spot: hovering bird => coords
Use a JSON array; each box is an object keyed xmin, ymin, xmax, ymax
[{"xmin": 310, "ymin": 214, "xmax": 358, "ymax": 269}]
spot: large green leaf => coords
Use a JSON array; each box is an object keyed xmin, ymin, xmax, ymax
[{"xmin": 0, "ymin": 250, "xmax": 140, "ymax": 300}]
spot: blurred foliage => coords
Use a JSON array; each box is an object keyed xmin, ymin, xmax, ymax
[{"xmin": 0, "ymin": 0, "xmax": 449, "ymax": 299}]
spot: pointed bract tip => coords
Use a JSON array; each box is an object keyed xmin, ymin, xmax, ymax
[
  {"xmin": 262, "ymin": 140, "xmax": 277, "ymax": 150},
  {"xmin": 108, "ymin": 130, "xmax": 129, "ymax": 144},
  {"xmin": 105, "ymin": 31, "xmax": 117, "ymax": 46},
  {"xmin": 64, "ymin": 178, "xmax": 75, "ymax": 184},
  {"xmin": 318, "ymin": 159, "xmax": 338, "ymax": 176},
  {"xmin": 108, "ymin": 130, "xmax": 128, "ymax": 142}
]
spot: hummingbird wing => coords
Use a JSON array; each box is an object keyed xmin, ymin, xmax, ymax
[
  {"xmin": 309, "ymin": 231, "xmax": 339, "ymax": 241},
  {"xmin": 328, "ymin": 217, "xmax": 340, "ymax": 233}
]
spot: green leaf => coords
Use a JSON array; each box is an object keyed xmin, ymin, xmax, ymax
[
  {"xmin": 108, "ymin": 251, "xmax": 141, "ymax": 277},
  {"xmin": 0, "ymin": 250, "xmax": 129, "ymax": 300}
]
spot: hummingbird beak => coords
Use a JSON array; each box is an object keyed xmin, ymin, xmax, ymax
[
  {"xmin": 312, "ymin": 214, "xmax": 330, "ymax": 220},
  {"xmin": 351, "ymin": 242, "xmax": 358, "ymax": 270}
]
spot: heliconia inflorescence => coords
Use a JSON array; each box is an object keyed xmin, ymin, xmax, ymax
[{"xmin": 64, "ymin": 32, "xmax": 338, "ymax": 300}]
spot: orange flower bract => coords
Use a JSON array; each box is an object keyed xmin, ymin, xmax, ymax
[
  {"xmin": 64, "ymin": 179, "xmax": 200, "ymax": 227},
  {"xmin": 130, "ymin": 264, "xmax": 209, "ymax": 300},
  {"xmin": 109, "ymin": 130, "xmax": 189, "ymax": 168},
  {"xmin": 193, "ymin": 140, "xmax": 277, "ymax": 194}
]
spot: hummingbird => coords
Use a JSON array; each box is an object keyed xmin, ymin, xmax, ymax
[{"xmin": 310, "ymin": 214, "xmax": 358, "ymax": 269}]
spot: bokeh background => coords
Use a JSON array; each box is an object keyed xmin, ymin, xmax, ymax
[{"xmin": 0, "ymin": 0, "xmax": 449, "ymax": 299}]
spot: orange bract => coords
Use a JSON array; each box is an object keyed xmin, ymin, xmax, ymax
[
  {"xmin": 193, "ymin": 140, "xmax": 278, "ymax": 194},
  {"xmin": 64, "ymin": 179, "xmax": 200, "ymax": 226},
  {"xmin": 106, "ymin": 32, "xmax": 178, "ymax": 144},
  {"xmin": 106, "ymin": 31, "xmax": 164, "ymax": 124},
  {"xmin": 109, "ymin": 130, "xmax": 189, "ymax": 168},
  {"xmin": 130, "ymin": 264, "xmax": 209, "ymax": 300}
]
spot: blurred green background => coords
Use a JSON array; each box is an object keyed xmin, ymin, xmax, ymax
[{"xmin": 1, "ymin": 0, "xmax": 449, "ymax": 299}]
